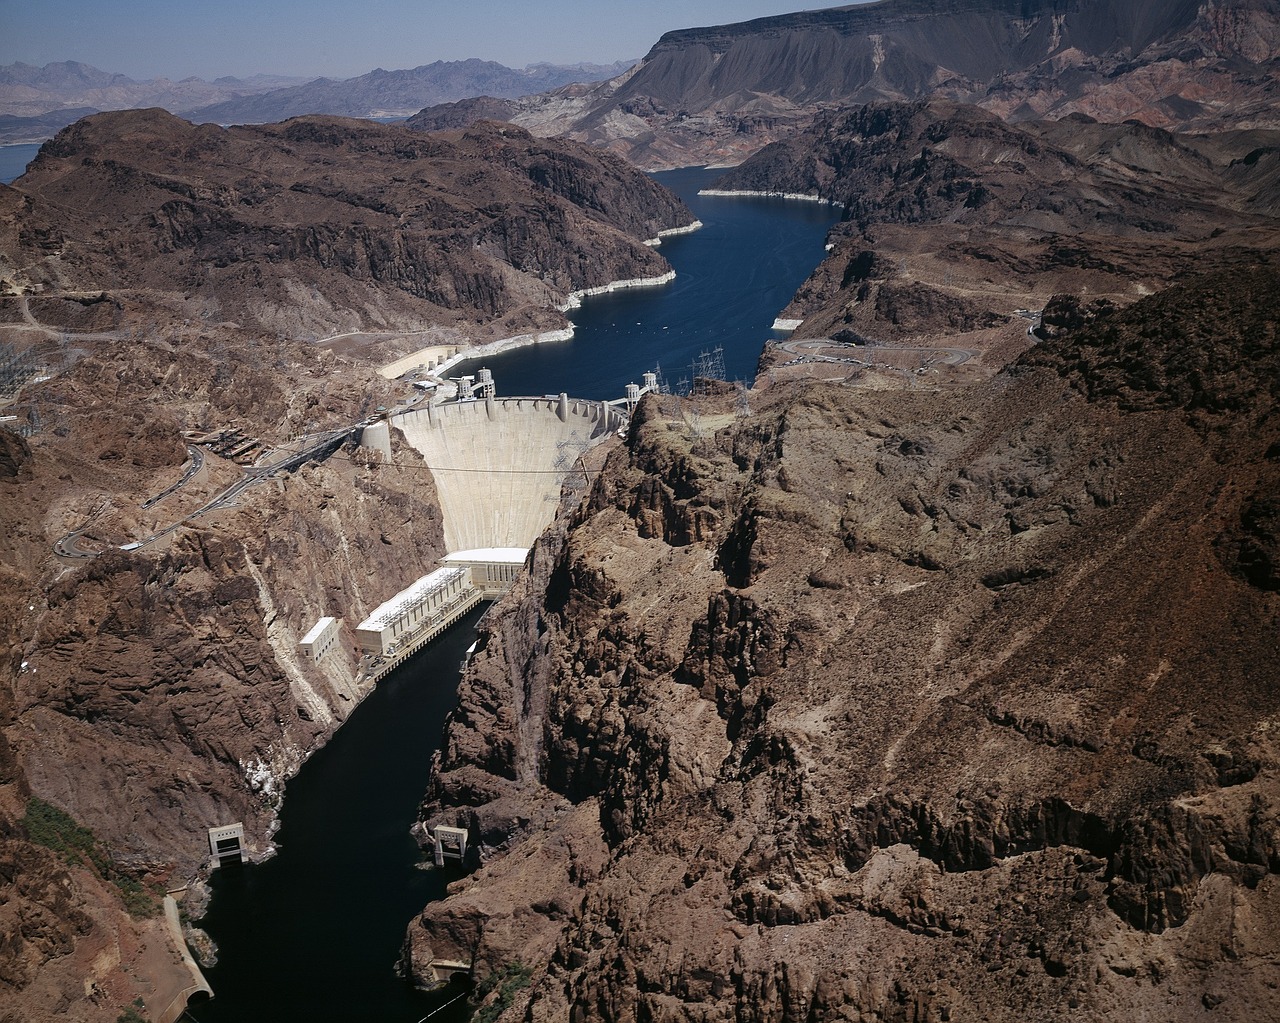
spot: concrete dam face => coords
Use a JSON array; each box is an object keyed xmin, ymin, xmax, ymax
[{"xmin": 390, "ymin": 396, "xmax": 620, "ymax": 553}]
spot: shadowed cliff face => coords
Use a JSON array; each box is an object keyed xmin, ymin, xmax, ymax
[
  {"xmin": 6, "ymin": 109, "xmax": 693, "ymax": 336},
  {"xmin": 416, "ymin": 0, "xmax": 1280, "ymax": 169},
  {"xmin": 410, "ymin": 264, "xmax": 1280, "ymax": 1021}
]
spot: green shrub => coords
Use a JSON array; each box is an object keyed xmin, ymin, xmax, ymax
[
  {"xmin": 22, "ymin": 797, "xmax": 160, "ymax": 917},
  {"xmin": 22, "ymin": 796, "xmax": 106, "ymax": 871},
  {"xmin": 116, "ymin": 998, "xmax": 149, "ymax": 1023},
  {"xmin": 473, "ymin": 962, "xmax": 533, "ymax": 1023}
]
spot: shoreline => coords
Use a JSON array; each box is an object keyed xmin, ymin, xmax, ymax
[
  {"xmin": 698, "ymin": 188, "xmax": 844, "ymax": 207},
  {"xmin": 376, "ymin": 270, "xmax": 678, "ymax": 381},
  {"xmin": 556, "ymin": 270, "xmax": 677, "ymax": 312},
  {"xmin": 429, "ymin": 271, "xmax": 677, "ymax": 379},
  {"xmin": 429, "ymin": 325, "xmax": 576, "ymax": 379},
  {"xmin": 643, "ymin": 219, "xmax": 704, "ymax": 246}
]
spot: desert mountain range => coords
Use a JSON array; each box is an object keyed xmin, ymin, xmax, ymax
[
  {"xmin": 0, "ymin": 58, "xmax": 634, "ymax": 145},
  {"xmin": 417, "ymin": 0, "xmax": 1280, "ymax": 167},
  {"xmin": 1, "ymin": 0, "xmax": 1279, "ymax": 1020}
]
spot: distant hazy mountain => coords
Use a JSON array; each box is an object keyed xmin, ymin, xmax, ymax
[
  {"xmin": 0, "ymin": 61, "xmax": 305, "ymax": 117},
  {"xmin": 0, "ymin": 60, "xmax": 308, "ymax": 142},
  {"xmin": 187, "ymin": 58, "xmax": 636, "ymax": 125},
  {"xmin": 0, "ymin": 57, "xmax": 635, "ymax": 143}
]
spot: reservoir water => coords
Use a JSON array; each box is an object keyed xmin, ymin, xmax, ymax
[
  {"xmin": 0, "ymin": 143, "xmax": 42, "ymax": 184},
  {"xmin": 451, "ymin": 167, "xmax": 839, "ymax": 399},
  {"xmin": 194, "ymin": 168, "xmax": 839, "ymax": 1022}
]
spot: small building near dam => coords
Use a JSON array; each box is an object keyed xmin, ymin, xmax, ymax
[
  {"xmin": 300, "ymin": 616, "xmax": 340, "ymax": 663},
  {"xmin": 442, "ymin": 548, "xmax": 528, "ymax": 598}
]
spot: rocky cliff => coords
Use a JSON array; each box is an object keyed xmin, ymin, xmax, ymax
[
  {"xmin": 421, "ymin": 0, "xmax": 1280, "ymax": 168},
  {"xmin": 0, "ymin": 106, "xmax": 692, "ymax": 1020},
  {"xmin": 410, "ymin": 260, "xmax": 1280, "ymax": 1021},
  {"xmin": 710, "ymin": 101, "xmax": 1280, "ymax": 350},
  {"xmin": 0, "ymin": 323, "xmax": 453, "ymax": 1019},
  {"xmin": 7, "ymin": 108, "xmax": 692, "ymax": 339}
]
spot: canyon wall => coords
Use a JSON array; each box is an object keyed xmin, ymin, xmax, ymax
[
  {"xmin": 409, "ymin": 262, "xmax": 1280, "ymax": 1019},
  {"xmin": 0, "ymin": 108, "xmax": 692, "ymax": 1020}
]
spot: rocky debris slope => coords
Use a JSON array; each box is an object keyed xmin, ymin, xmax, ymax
[
  {"xmin": 414, "ymin": 0, "xmax": 1280, "ymax": 169},
  {"xmin": 7, "ymin": 109, "xmax": 692, "ymax": 337},
  {"xmin": 409, "ymin": 262, "xmax": 1280, "ymax": 1020}
]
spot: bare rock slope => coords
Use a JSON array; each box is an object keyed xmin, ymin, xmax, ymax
[
  {"xmin": 715, "ymin": 100, "xmax": 1280, "ymax": 352},
  {"xmin": 7, "ymin": 108, "xmax": 692, "ymax": 338},
  {"xmin": 411, "ymin": 262, "xmax": 1280, "ymax": 1020}
]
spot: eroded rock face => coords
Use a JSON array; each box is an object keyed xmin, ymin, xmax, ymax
[
  {"xmin": 716, "ymin": 101, "xmax": 1280, "ymax": 354},
  {"xmin": 410, "ymin": 265, "xmax": 1280, "ymax": 1020},
  {"xmin": 0, "ymin": 303, "xmax": 452, "ymax": 1019},
  {"xmin": 9, "ymin": 109, "xmax": 693, "ymax": 336},
  {"xmin": 2, "ymin": 336, "xmax": 452, "ymax": 870}
]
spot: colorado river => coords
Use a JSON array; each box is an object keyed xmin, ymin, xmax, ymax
[
  {"xmin": 195, "ymin": 608, "xmax": 483, "ymax": 1023},
  {"xmin": 194, "ymin": 168, "xmax": 838, "ymax": 1021}
]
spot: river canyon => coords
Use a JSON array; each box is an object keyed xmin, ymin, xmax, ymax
[
  {"xmin": 2, "ymin": 3, "xmax": 1278, "ymax": 1020},
  {"xmin": 191, "ymin": 168, "xmax": 840, "ymax": 1022}
]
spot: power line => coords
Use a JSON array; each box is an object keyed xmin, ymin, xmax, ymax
[{"xmin": 323, "ymin": 450, "xmax": 597, "ymax": 476}]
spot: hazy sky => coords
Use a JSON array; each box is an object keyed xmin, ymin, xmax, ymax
[{"xmin": 1, "ymin": 1, "xmax": 866, "ymax": 81}]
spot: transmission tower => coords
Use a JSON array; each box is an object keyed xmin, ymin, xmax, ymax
[{"xmin": 690, "ymin": 347, "xmax": 726, "ymax": 395}]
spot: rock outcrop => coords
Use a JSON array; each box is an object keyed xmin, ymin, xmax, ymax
[
  {"xmin": 7, "ymin": 108, "xmax": 693, "ymax": 338},
  {"xmin": 410, "ymin": 262, "xmax": 1280, "ymax": 1020},
  {"xmin": 711, "ymin": 101, "xmax": 1280, "ymax": 350}
]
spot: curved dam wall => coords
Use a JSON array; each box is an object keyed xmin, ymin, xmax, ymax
[{"xmin": 392, "ymin": 396, "xmax": 621, "ymax": 552}]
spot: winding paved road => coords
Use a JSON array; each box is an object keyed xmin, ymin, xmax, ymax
[{"xmin": 54, "ymin": 427, "xmax": 363, "ymax": 560}]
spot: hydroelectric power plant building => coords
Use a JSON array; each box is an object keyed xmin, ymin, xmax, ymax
[{"xmin": 354, "ymin": 566, "xmax": 475, "ymax": 658}]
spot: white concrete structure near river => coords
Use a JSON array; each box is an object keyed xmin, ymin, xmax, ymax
[
  {"xmin": 392, "ymin": 392, "xmax": 626, "ymax": 552},
  {"xmin": 345, "ymin": 372, "xmax": 661, "ymax": 681}
]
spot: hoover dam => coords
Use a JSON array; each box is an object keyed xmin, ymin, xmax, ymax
[{"xmin": 384, "ymin": 391, "xmax": 625, "ymax": 553}]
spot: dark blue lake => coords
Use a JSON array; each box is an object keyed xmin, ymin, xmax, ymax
[
  {"xmin": 452, "ymin": 167, "xmax": 839, "ymax": 399},
  {"xmin": 193, "ymin": 167, "xmax": 837, "ymax": 1023},
  {"xmin": 0, "ymin": 143, "xmax": 41, "ymax": 184}
]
